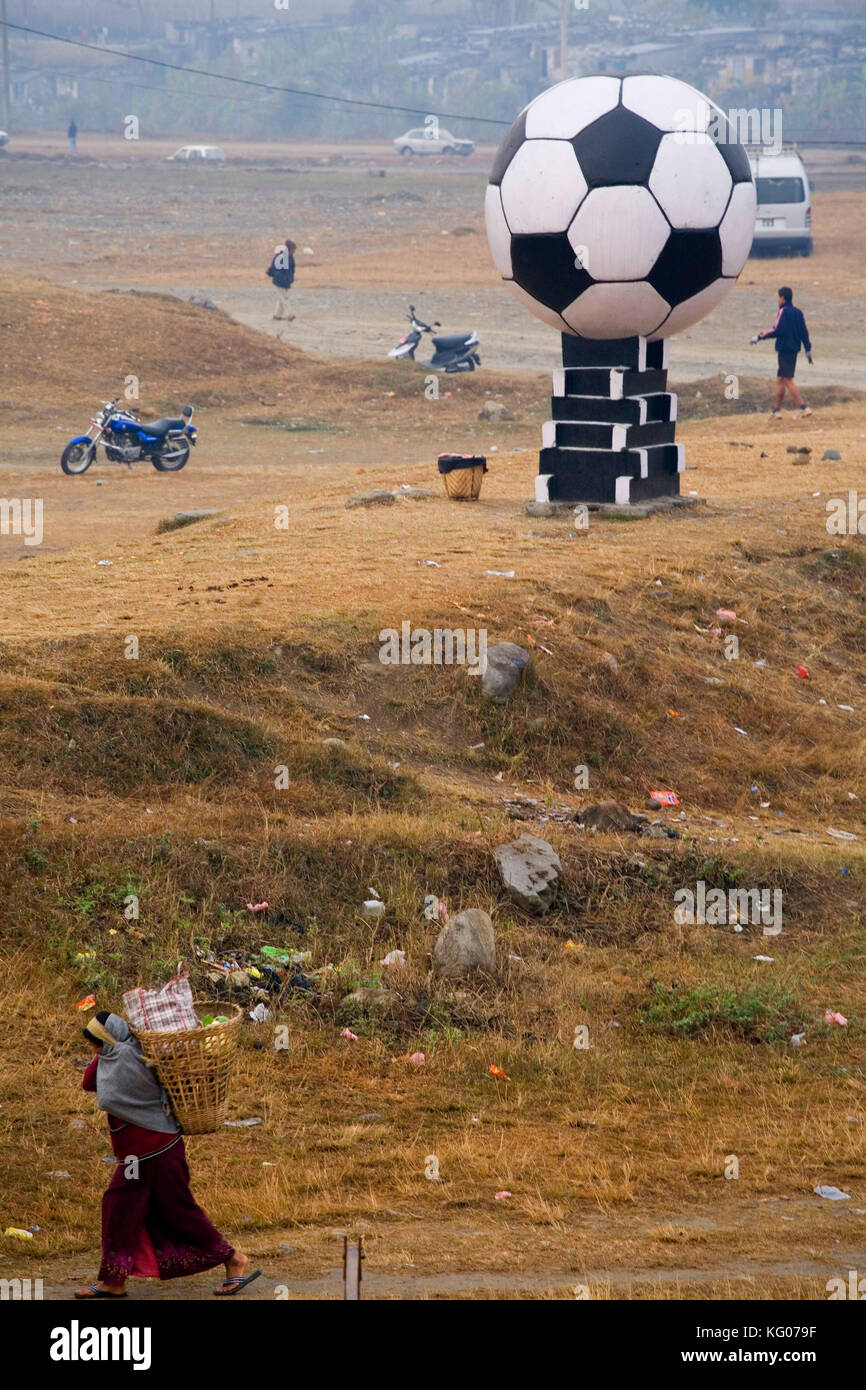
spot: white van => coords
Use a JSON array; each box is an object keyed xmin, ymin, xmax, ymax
[{"xmin": 748, "ymin": 150, "xmax": 812, "ymax": 256}]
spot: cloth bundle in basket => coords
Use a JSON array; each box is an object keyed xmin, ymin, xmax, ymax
[
  {"xmin": 437, "ymin": 453, "xmax": 487, "ymax": 500},
  {"xmin": 132, "ymin": 1004, "xmax": 243, "ymax": 1135},
  {"xmin": 123, "ymin": 975, "xmax": 198, "ymax": 1033}
]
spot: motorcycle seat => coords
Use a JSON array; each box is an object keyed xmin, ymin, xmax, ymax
[
  {"xmin": 432, "ymin": 333, "xmax": 471, "ymax": 350},
  {"xmin": 139, "ymin": 417, "xmax": 186, "ymax": 436}
]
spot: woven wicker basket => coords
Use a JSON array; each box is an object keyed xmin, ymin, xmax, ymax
[
  {"xmin": 133, "ymin": 1003, "xmax": 242, "ymax": 1135},
  {"xmin": 442, "ymin": 464, "xmax": 486, "ymax": 500}
]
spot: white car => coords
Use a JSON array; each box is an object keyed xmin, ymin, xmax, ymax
[
  {"xmin": 393, "ymin": 127, "xmax": 474, "ymax": 157},
  {"xmin": 0, "ymin": 131, "xmax": 9, "ymax": 149},
  {"xmin": 749, "ymin": 151, "xmax": 812, "ymax": 256},
  {"xmin": 167, "ymin": 145, "xmax": 226, "ymax": 162}
]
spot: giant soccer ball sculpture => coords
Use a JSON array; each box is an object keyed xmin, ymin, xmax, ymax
[{"xmin": 485, "ymin": 74, "xmax": 756, "ymax": 506}]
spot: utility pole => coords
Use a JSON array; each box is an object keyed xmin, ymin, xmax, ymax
[
  {"xmin": 1, "ymin": 0, "xmax": 11, "ymax": 133},
  {"xmin": 560, "ymin": 0, "xmax": 569, "ymax": 81}
]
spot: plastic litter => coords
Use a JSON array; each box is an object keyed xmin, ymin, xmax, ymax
[
  {"xmin": 408, "ymin": 1051, "xmax": 425, "ymax": 1067},
  {"xmin": 361, "ymin": 900, "xmax": 386, "ymax": 920},
  {"xmin": 4, "ymin": 1228, "xmax": 34, "ymax": 1240},
  {"xmin": 76, "ymin": 995, "xmax": 96, "ymax": 1011},
  {"xmin": 485, "ymin": 570, "xmax": 515, "ymax": 578},
  {"xmin": 494, "ymin": 1191, "xmax": 512, "ymax": 1201},
  {"xmin": 246, "ymin": 901, "xmax": 269, "ymax": 912},
  {"xmin": 754, "ymin": 955, "xmax": 774, "ymax": 963},
  {"xmin": 259, "ymin": 946, "xmax": 311, "ymax": 967},
  {"xmin": 827, "ymin": 828, "xmax": 858, "ymax": 841},
  {"xmin": 489, "ymin": 1064, "xmax": 509, "ymax": 1080},
  {"xmin": 814, "ymin": 1185, "xmax": 850, "ymax": 1201},
  {"xmin": 789, "ymin": 1032, "xmax": 807, "ymax": 1047},
  {"xmin": 649, "ymin": 789, "xmax": 679, "ymax": 806},
  {"xmin": 825, "ymin": 1010, "xmax": 848, "ymax": 1027},
  {"xmin": 249, "ymin": 1003, "xmax": 272, "ymax": 1024},
  {"xmin": 224, "ymin": 1117, "xmax": 262, "ymax": 1128},
  {"xmin": 340, "ymin": 1028, "xmax": 359, "ymax": 1041},
  {"xmin": 380, "ymin": 950, "xmax": 406, "ymax": 969},
  {"xmin": 795, "ymin": 666, "xmax": 810, "ymax": 679}
]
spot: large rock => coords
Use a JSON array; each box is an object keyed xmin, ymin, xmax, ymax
[
  {"xmin": 494, "ymin": 833, "xmax": 562, "ymax": 914},
  {"xmin": 433, "ymin": 909, "xmax": 495, "ymax": 978},
  {"xmin": 481, "ymin": 642, "xmax": 530, "ymax": 703}
]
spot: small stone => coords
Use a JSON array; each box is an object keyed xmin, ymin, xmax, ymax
[
  {"xmin": 340, "ymin": 987, "xmax": 394, "ymax": 1009},
  {"xmin": 786, "ymin": 445, "xmax": 810, "ymax": 455},
  {"xmin": 478, "ymin": 400, "xmax": 515, "ymax": 422},
  {"xmin": 345, "ymin": 489, "xmax": 395, "ymax": 509},
  {"xmin": 577, "ymin": 802, "xmax": 646, "ymax": 834},
  {"xmin": 358, "ymin": 1113, "xmax": 382, "ymax": 1123},
  {"xmin": 601, "ymin": 651, "xmax": 619, "ymax": 675},
  {"xmin": 321, "ymin": 737, "xmax": 349, "ymax": 750},
  {"xmin": 188, "ymin": 294, "xmax": 217, "ymax": 310},
  {"xmin": 646, "ymin": 797, "xmax": 662, "ymax": 810},
  {"xmin": 822, "ymin": 449, "xmax": 841, "ymax": 460},
  {"xmin": 173, "ymin": 509, "xmax": 218, "ymax": 524},
  {"xmin": 395, "ymin": 487, "xmax": 436, "ymax": 500},
  {"xmin": 645, "ymin": 822, "xmax": 680, "ymax": 839}
]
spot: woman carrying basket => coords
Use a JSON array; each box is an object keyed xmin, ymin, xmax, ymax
[{"xmin": 75, "ymin": 1011, "xmax": 260, "ymax": 1300}]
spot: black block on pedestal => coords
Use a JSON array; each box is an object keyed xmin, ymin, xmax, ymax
[
  {"xmin": 537, "ymin": 334, "xmax": 682, "ymax": 506},
  {"xmin": 560, "ymin": 335, "xmax": 670, "ymax": 372},
  {"xmin": 550, "ymin": 392, "xmax": 677, "ymax": 425}
]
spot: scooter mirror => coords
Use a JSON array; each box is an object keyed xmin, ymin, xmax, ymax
[{"xmin": 182, "ymin": 405, "xmax": 193, "ymax": 418}]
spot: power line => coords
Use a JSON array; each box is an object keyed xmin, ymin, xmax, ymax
[
  {"xmin": 4, "ymin": 20, "xmax": 866, "ymax": 149},
  {"xmin": 44, "ymin": 63, "xmax": 282, "ymax": 111},
  {"xmin": 0, "ymin": 19, "xmax": 510, "ymax": 126}
]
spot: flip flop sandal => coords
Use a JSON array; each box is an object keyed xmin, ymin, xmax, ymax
[
  {"xmin": 75, "ymin": 1285, "xmax": 128, "ymax": 1300},
  {"xmin": 214, "ymin": 1268, "xmax": 262, "ymax": 1297}
]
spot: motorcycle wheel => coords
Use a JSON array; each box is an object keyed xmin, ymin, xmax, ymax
[
  {"xmin": 152, "ymin": 437, "xmax": 190, "ymax": 472},
  {"xmin": 61, "ymin": 441, "xmax": 95, "ymax": 475}
]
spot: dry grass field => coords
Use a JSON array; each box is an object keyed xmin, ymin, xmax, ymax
[{"xmin": 0, "ymin": 149, "xmax": 865, "ymax": 1300}]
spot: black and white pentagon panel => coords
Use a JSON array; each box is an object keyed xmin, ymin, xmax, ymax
[{"xmin": 485, "ymin": 73, "xmax": 756, "ymax": 341}]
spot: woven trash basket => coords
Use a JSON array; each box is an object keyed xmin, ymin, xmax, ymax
[
  {"xmin": 437, "ymin": 453, "xmax": 487, "ymax": 500},
  {"xmin": 132, "ymin": 1003, "xmax": 243, "ymax": 1135}
]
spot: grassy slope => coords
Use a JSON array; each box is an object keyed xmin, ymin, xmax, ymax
[{"xmin": 1, "ymin": 281, "xmax": 865, "ymax": 1295}]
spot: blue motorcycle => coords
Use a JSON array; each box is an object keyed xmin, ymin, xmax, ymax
[{"xmin": 61, "ymin": 397, "xmax": 197, "ymax": 475}]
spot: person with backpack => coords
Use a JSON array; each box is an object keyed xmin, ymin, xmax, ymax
[
  {"xmin": 750, "ymin": 286, "xmax": 812, "ymax": 419},
  {"xmin": 266, "ymin": 237, "xmax": 296, "ymax": 321}
]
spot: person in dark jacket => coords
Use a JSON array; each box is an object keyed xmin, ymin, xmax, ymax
[
  {"xmin": 750, "ymin": 286, "xmax": 812, "ymax": 419},
  {"xmin": 68, "ymin": 119, "xmax": 78, "ymax": 153},
  {"xmin": 266, "ymin": 237, "xmax": 296, "ymax": 321}
]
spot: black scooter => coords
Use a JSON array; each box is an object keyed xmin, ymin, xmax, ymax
[{"xmin": 388, "ymin": 306, "xmax": 480, "ymax": 372}]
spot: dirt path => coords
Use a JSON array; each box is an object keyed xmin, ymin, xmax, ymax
[{"xmin": 33, "ymin": 1249, "xmax": 866, "ymax": 1300}]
